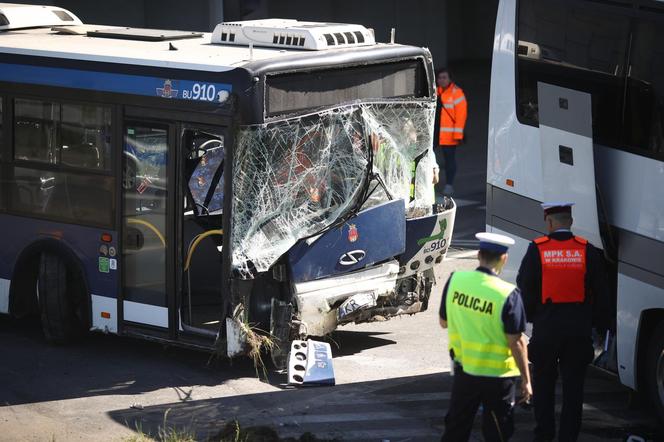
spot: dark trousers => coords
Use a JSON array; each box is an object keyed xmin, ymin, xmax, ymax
[
  {"xmin": 441, "ymin": 365, "xmax": 516, "ymax": 442},
  {"xmin": 529, "ymin": 335, "xmax": 593, "ymax": 442},
  {"xmin": 434, "ymin": 145, "xmax": 457, "ymax": 188}
]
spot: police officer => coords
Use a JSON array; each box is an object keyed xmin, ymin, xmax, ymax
[
  {"xmin": 517, "ymin": 202, "xmax": 609, "ymax": 442},
  {"xmin": 440, "ymin": 232, "xmax": 532, "ymax": 441}
]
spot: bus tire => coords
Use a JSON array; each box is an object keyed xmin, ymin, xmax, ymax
[
  {"xmin": 645, "ymin": 321, "xmax": 664, "ymax": 423},
  {"xmin": 38, "ymin": 252, "xmax": 79, "ymax": 344}
]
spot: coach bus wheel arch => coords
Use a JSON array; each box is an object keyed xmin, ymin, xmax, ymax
[{"xmin": 645, "ymin": 319, "xmax": 664, "ymax": 422}]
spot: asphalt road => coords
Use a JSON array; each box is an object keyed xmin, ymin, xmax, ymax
[{"xmin": 0, "ymin": 250, "xmax": 660, "ymax": 441}]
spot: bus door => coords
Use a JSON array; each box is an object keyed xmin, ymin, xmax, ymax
[
  {"xmin": 537, "ymin": 82, "xmax": 603, "ymax": 247},
  {"xmin": 121, "ymin": 120, "xmax": 174, "ymax": 331},
  {"xmin": 178, "ymin": 125, "xmax": 226, "ymax": 335}
]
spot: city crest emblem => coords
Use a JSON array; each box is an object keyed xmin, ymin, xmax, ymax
[
  {"xmin": 156, "ymin": 79, "xmax": 179, "ymax": 98},
  {"xmin": 348, "ymin": 224, "xmax": 358, "ymax": 243}
]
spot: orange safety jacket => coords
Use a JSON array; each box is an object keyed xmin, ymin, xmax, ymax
[
  {"xmin": 437, "ymin": 83, "xmax": 467, "ymax": 146},
  {"xmin": 534, "ymin": 235, "xmax": 588, "ymax": 304}
]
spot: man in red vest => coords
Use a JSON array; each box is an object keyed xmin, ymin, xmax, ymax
[
  {"xmin": 516, "ymin": 202, "xmax": 609, "ymax": 442},
  {"xmin": 433, "ymin": 68, "xmax": 467, "ymax": 198}
]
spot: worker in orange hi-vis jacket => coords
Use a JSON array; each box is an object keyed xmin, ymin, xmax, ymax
[{"xmin": 433, "ymin": 67, "xmax": 467, "ymax": 198}]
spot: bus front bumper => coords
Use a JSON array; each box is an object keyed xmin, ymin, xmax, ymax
[{"xmin": 292, "ymin": 260, "xmax": 426, "ymax": 337}]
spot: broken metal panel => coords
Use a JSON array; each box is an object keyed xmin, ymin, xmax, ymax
[
  {"xmin": 293, "ymin": 260, "xmax": 400, "ymax": 337},
  {"xmin": 230, "ymin": 100, "xmax": 436, "ymax": 277},
  {"xmin": 226, "ymin": 316, "xmax": 247, "ymax": 357},
  {"xmin": 399, "ymin": 201, "xmax": 456, "ymax": 278},
  {"xmin": 288, "ymin": 340, "xmax": 335, "ymax": 386},
  {"xmin": 287, "ymin": 198, "xmax": 405, "ymax": 283}
]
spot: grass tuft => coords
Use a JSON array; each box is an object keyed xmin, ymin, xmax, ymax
[{"xmin": 239, "ymin": 321, "xmax": 277, "ymax": 381}]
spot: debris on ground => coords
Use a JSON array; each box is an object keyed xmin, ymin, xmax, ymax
[{"xmin": 287, "ymin": 340, "xmax": 335, "ymax": 387}]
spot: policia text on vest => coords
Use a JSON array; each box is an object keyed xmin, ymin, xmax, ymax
[
  {"xmin": 439, "ymin": 232, "xmax": 531, "ymax": 442},
  {"xmin": 451, "ymin": 290, "xmax": 494, "ymax": 315}
]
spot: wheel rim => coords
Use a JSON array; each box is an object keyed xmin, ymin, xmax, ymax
[{"xmin": 657, "ymin": 347, "xmax": 664, "ymax": 406}]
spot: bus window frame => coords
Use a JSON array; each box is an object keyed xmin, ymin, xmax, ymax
[
  {"xmin": 261, "ymin": 56, "xmax": 432, "ymax": 122},
  {"xmin": 11, "ymin": 94, "xmax": 116, "ymax": 177},
  {"xmin": 514, "ymin": 0, "xmax": 664, "ymax": 163},
  {"xmin": 5, "ymin": 93, "xmax": 117, "ymax": 229},
  {"xmin": 621, "ymin": 6, "xmax": 664, "ymax": 162}
]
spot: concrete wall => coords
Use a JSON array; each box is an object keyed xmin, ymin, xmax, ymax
[
  {"xmin": 446, "ymin": 0, "xmax": 498, "ymax": 63},
  {"xmin": 262, "ymin": 0, "xmax": 448, "ymax": 69},
  {"xmin": 231, "ymin": 0, "xmax": 498, "ymax": 67},
  {"xmin": 7, "ymin": 0, "xmax": 224, "ymax": 32}
]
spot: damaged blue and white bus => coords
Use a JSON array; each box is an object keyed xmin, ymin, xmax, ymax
[{"xmin": 0, "ymin": 3, "xmax": 456, "ymax": 367}]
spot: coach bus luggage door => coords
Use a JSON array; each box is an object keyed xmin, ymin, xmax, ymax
[
  {"xmin": 537, "ymin": 82, "xmax": 602, "ymax": 247},
  {"xmin": 121, "ymin": 121, "xmax": 173, "ymax": 330}
]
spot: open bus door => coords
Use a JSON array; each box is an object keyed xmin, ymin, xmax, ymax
[
  {"xmin": 120, "ymin": 110, "xmax": 230, "ymax": 343},
  {"xmin": 179, "ymin": 125, "xmax": 226, "ymax": 336},
  {"xmin": 537, "ymin": 82, "xmax": 602, "ymax": 247}
]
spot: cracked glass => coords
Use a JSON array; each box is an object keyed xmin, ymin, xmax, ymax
[{"xmin": 231, "ymin": 100, "xmax": 436, "ymax": 277}]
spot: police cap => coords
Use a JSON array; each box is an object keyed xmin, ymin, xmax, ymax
[
  {"xmin": 541, "ymin": 202, "xmax": 574, "ymax": 218},
  {"xmin": 475, "ymin": 232, "xmax": 515, "ymax": 254}
]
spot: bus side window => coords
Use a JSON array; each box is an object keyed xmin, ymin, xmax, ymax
[
  {"xmin": 10, "ymin": 98, "xmax": 115, "ymax": 228},
  {"xmin": 183, "ymin": 130, "xmax": 224, "ymax": 216},
  {"xmin": 516, "ymin": 0, "xmax": 630, "ymax": 148},
  {"xmin": 60, "ymin": 103, "xmax": 112, "ymax": 170},
  {"xmin": 14, "ymin": 99, "xmax": 59, "ymax": 164},
  {"xmin": 623, "ymin": 18, "xmax": 664, "ymax": 158}
]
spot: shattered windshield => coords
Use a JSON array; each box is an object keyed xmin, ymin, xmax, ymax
[{"xmin": 231, "ymin": 100, "xmax": 436, "ymax": 276}]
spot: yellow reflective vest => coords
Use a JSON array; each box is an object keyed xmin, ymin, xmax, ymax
[{"xmin": 446, "ymin": 270, "xmax": 520, "ymax": 378}]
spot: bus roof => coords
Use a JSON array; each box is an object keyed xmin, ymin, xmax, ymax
[
  {"xmin": 0, "ymin": 26, "xmax": 307, "ymax": 72},
  {"xmin": 0, "ymin": 25, "xmax": 422, "ymax": 73}
]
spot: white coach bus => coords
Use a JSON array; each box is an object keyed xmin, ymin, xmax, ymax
[{"xmin": 487, "ymin": 0, "xmax": 664, "ymax": 420}]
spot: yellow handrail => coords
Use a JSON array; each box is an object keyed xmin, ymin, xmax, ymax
[
  {"xmin": 126, "ymin": 218, "xmax": 166, "ymax": 247},
  {"xmin": 184, "ymin": 229, "xmax": 223, "ymax": 271}
]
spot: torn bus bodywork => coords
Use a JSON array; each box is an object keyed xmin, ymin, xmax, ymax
[{"xmin": 224, "ymin": 98, "xmax": 456, "ymax": 361}]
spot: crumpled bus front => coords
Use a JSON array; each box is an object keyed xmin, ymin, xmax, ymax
[{"xmin": 227, "ymin": 99, "xmax": 453, "ymax": 348}]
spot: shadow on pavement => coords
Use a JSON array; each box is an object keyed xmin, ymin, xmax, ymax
[
  {"xmin": 0, "ymin": 316, "xmax": 392, "ymax": 407},
  {"xmin": 2, "ymin": 315, "xmax": 661, "ymax": 441},
  {"xmin": 327, "ymin": 330, "xmax": 396, "ymax": 357},
  {"xmin": 108, "ymin": 371, "xmax": 662, "ymax": 442},
  {"xmin": 0, "ymin": 315, "xmax": 259, "ymax": 406}
]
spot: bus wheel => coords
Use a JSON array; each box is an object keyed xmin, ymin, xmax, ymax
[
  {"xmin": 645, "ymin": 321, "xmax": 664, "ymax": 422},
  {"xmin": 38, "ymin": 252, "xmax": 79, "ymax": 344}
]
